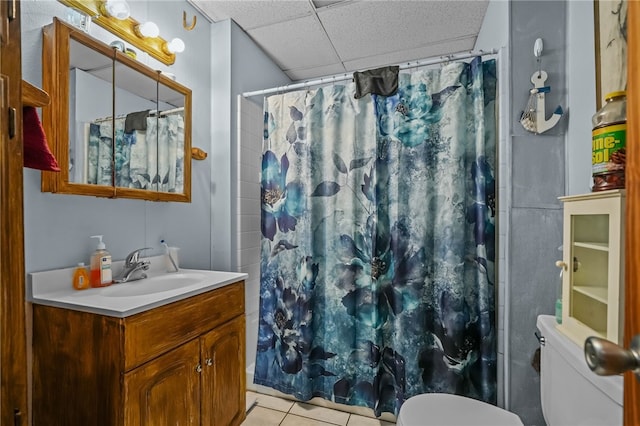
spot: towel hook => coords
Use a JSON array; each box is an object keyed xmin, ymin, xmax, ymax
[
  {"xmin": 183, "ymin": 11, "xmax": 197, "ymax": 31},
  {"xmin": 534, "ymin": 38, "xmax": 543, "ymax": 77}
]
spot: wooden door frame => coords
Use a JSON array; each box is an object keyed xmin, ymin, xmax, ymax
[
  {"xmin": 0, "ymin": 0, "xmax": 28, "ymax": 424},
  {"xmin": 625, "ymin": 0, "xmax": 639, "ymax": 424}
]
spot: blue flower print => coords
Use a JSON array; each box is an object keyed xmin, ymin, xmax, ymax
[
  {"xmin": 261, "ymin": 150, "xmax": 306, "ymax": 241},
  {"xmin": 335, "ymin": 215, "xmax": 427, "ymax": 328}
]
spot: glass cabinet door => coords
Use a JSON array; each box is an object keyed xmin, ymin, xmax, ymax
[
  {"xmin": 569, "ymin": 214, "xmax": 609, "ymax": 335},
  {"xmin": 558, "ymin": 190, "xmax": 625, "ymax": 346}
]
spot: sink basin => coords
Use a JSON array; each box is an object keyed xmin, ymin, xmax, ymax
[
  {"xmin": 29, "ymin": 260, "xmax": 249, "ymax": 317},
  {"xmin": 100, "ymin": 272, "xmax": 207, "ymax": 297}
]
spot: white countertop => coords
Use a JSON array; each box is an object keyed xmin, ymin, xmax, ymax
[{"xmin": 28, "ymin": 256, "xmax": 248, "ymax": 318}]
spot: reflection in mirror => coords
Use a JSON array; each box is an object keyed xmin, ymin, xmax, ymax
[
  {"xmin": 74, "ymin": 57, "xmax": 187, "ymax": 193},
  {"xmin": 111, "ymin": 61, "xmax": 158, "ymax": 191},
  {"xmin": 152, "ymin": 78, "xmax": 186, "ymax": 193},
  {"xmin": 68, "ymin": 37, "xmax": 114, "ymax": 186},
  {"xmin": 42, "ymin": 18, "xmax": 192, "ymax": 202}
]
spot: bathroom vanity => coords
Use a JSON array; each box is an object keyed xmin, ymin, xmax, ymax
[{"xmin": 30, "ymin": 266, "xmax": 246, "ymax": 426}]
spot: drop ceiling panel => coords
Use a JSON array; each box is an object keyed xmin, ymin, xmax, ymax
[
  {"xmin": 193, "ymin": 0, "xmax": 314, "ymax": 29},
  {"xmin": 312, "ymin": 0, "xmax": 348, "ymax": 8},
  {"xmin": 191, "ymin": 0, "xmax": 490, "ymax": 81},
  {"xmin": 285, "ymin": 62, "xmax": 348, "ymax": 82},
  {"xmin": 247, "ymin": 15, "xmax": 340, "ymax": 71},
  {"xmin": 318, "ymin": 1, "xmax": 488, "ymax": 62},
  {"xmin": 343, "ymin": 36, "xmax": 478, "ymax": 73}
]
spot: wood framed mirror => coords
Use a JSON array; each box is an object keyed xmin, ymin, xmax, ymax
[{"xmin": 41, "ymin": 18, "xmax": 192, "ymax": 202}]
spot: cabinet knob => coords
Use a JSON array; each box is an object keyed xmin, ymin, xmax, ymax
[
  {"xmin": 555, "ymin": 260, "xmax": 567, "ymax": 270},
  {"xmin": 195, "ymin": 363, "xmax": 202, "ymax": 373},
  {"xmin": 205, "ymin": 358, "xmax": 213, "ymax": 367}
]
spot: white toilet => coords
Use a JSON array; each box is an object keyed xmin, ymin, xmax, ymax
[
  {"xmin": 397, "ymin": 314, "xmax": 623, "ymax": 425},
  {"xmin": 396, "ymin": 393, "xmax": 523, "ymax": 425},
  {"xmin": 537, "ymin": 314, "xmax": 622, "ymax": 425}
]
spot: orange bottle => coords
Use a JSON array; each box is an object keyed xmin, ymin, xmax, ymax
[{"xmin": 72, "ymin": 262, "xmax": 90, "ymax": 290}]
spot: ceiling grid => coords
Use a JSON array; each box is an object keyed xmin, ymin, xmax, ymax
[{"xmin": 190, "ymin": 0, "xmax": 489, "ymax": 81}]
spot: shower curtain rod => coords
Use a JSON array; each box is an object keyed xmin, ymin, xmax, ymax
[
  {"xmin": 242, "ymin": 48, "xmax": 498, "ymax": 98},
  {"xmin": 149, "ymin": 106, "xmax": 184, "ymax": 116}
]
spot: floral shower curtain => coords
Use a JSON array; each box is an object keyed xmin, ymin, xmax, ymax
[{"xmin": 255, "ymin": 57, "xmax": 497, "ymax": 416}]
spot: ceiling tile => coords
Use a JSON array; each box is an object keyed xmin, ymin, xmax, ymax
[
  {"xmin": 190, "ymin": 0, "xmax": 314, "ymax": 29},
  {"xmin": 247, "ymin": 15, "xmax": 340, "ymax": 71},
  {"xmin": 343, "ymin": 36, "xmax": 478, "ymax": 73},
  {"xmin": 318, "ymin": 0, "xmax": 488, "ymax": 62},
  {"xmin": 285, "ymin": 63, "xmax": 347, "ymax": 81},
  {"xmin": 312, "ymin": 0, "xmax": 348, "ymax": 9},
  {"xmin": 192, "ymin": 0, "xmax": 491, "ymax": 81}
]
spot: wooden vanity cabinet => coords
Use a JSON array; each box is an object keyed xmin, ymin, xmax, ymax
[{"xmin": 33, "ymin": 281, "xmax": 246, "ymax": 426}]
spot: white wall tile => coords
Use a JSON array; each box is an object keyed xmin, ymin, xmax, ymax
[
  {"xmin": 240, "ymin": 262, "xmax": 260, "ymax": 281},
  {"xmin": 246, "ymin": 311, "xmax": 259, "ymax": 370},
  {"xmin": 238, "ymin": 246, "xmax": 261, "ymax": 267},
  {"xmin": 497, "ymin": 352, "xmax": 504, "ymax": 407},
  {"xmin": 246, "ymin": 290, "xmax": 260, "ymax": 315},
  {"xmin": 241, "ymin": 129, "xmax": 262, "ymax": 151},
  {"xmin": 240, "ymin": 214, "xmax": 261, "ymax": 233},
  {"xmin": 239, "ymin": 181, "xmax": 260, "ymax": 199},
  {"xmin": 239, "ymin": 97, "xmax": 264, "ymax": 373},
  {"xmin": 240, "ymin": 162, "xmax": 261, "ymax": 184},
  {"xmin": 239, "ymin": 231, "xmax": 262, "ymax": 250},
  {"xmin": 240, "ymin": 198, "xmax": 261, "ymax": 215},
  {"xmin": 241, "ymin": 146, "xmax": 261, "ymax": 168}
]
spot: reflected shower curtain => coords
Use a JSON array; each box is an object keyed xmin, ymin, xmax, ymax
[
  {"xmin": 86, "ymin": 115, "xmax": 184, "ymax": 192},
  {"xmin": 255, "ymin": 57, "xmax": 497, "ymax": 416}
]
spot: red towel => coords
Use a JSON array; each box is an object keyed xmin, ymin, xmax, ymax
[{"xmin": 23, "ymin": 106, "xmax": 60, "ymax": 171}]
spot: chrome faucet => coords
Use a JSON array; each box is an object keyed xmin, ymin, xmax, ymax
[{"xmin": 113, "ymin": 247, "xmax": 152, "ymax": 283}]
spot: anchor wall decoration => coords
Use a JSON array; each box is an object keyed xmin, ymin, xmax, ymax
[{"xmin": 520, "ymin": 38, "xmax": 564, "ymax": 134}]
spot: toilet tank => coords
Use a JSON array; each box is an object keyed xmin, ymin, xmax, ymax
[{"xmin": 537, "ymin": 315, "xmax": 622, "ymax": 426}]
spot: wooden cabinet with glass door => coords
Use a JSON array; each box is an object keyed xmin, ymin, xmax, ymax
[{"xmin": 557, "ymin": 189, "xmax": 625, "ymax": 347}]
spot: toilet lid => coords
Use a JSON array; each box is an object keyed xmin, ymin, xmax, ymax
[{"xmin": 397, "ymin": 394, "xmax": 523, "ymax": 426}]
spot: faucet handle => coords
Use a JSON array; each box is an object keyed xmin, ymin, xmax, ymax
[{"xmin": 126, "ymin": 247, "xmax": 153, "ymax": 265}]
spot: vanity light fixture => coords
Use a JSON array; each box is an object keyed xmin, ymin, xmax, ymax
[
  {"xmin": 135, "ymin": 21, "xmax": 160, "ymax": 38},
  {"xmin": 102, "ymin": 0, "xmax": 130, "ymax": 20},
  {"xmin": 57, "ymin": 0, "xmax": 179, "ymax": 65},
  {"xmin": 164, "ymin": 38, "xmax": 185, "ymax": 54}
]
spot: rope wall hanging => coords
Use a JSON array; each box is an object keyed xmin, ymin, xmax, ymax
[{"xmin": 520, "ymin": 38, "xmax": 564, "ymax": 134}]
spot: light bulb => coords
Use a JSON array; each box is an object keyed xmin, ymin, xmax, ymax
[
  {"xmin": 136, "ymin": 21, "xmax": 159, "ymax": 38},
  {"xmin": 165, "ymin": 38, "xmax": 185, "ymax": 54},
  {"xmin": 104, "ymin": 0, "xmax": 130, "ymax": 20}
]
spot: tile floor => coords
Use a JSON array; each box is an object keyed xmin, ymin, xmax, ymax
[{"xmin": 242, "ymin": 391, "xmax": 396, "ymax": 426}]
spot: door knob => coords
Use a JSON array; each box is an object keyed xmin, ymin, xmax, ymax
[{"xmin": 584, "ymin": 335, "xmax": 640, "ymax": 376}]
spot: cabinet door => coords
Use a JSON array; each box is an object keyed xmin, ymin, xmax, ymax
[
  {"xmin": 559, "ymin": 191, "xmax": 625, "ymax": 346},
  {"xmin": 124, "ymin": 339, "xmax": 201, "ymax": 426},
  {"xmin": 201, "ymin": 316, "xmax": 246, "ymax": 426}
]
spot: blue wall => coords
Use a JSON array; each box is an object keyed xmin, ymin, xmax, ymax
[
  {"xmin": 21, "ymin": 1, "xmax": 602, "ymax": 425},
  {"xmin": 20, "ymin": 0, "xmax": 289, "ymax": 273},
  {"xmin": 508, "ymin": 1, "xmax": 597, "ymax": 425}
]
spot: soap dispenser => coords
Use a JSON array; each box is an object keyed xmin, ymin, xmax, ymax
[{"xmin": 89, "ymin": 235, "xmax": 112, "ymax": 287}]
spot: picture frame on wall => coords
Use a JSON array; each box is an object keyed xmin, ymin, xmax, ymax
[{"xmin": 594, "ymin": 0, "xmax": 628, "ymax": 109}]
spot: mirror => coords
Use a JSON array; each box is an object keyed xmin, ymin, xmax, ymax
[{"xmin": 42, "ymin": 18, "xmax": 192, "ymax": 202}]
